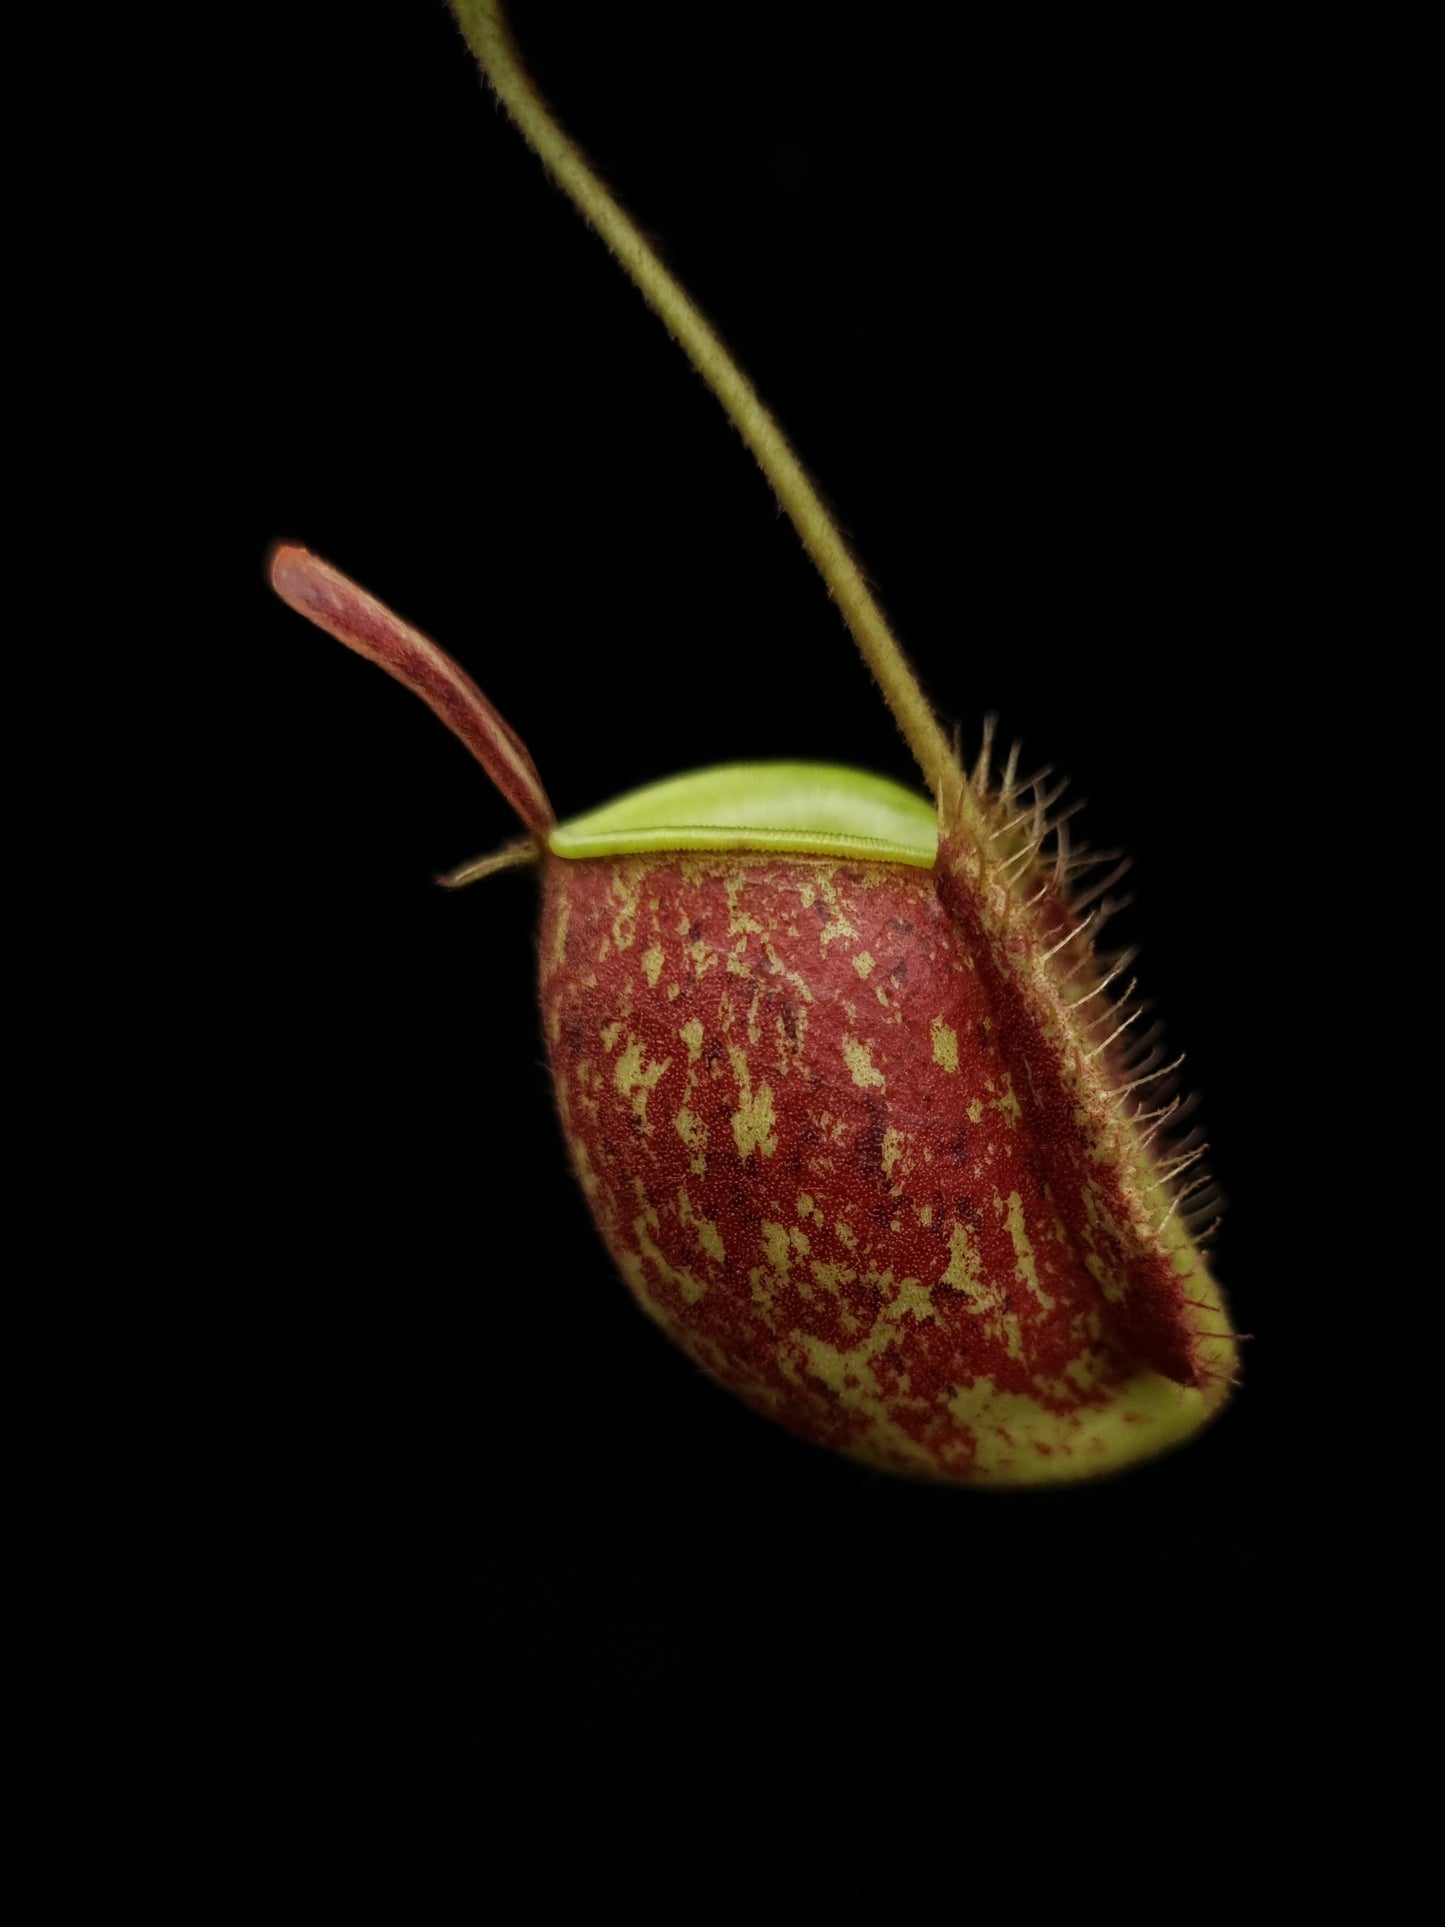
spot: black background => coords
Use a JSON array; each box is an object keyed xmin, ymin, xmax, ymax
[{"xmin": 228, "ymin": 3, "xmax": 1297, "ymax": 1711}]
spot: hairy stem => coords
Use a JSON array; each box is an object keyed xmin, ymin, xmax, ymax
[{"xmin": 449, "ymin": 0, "xmax": 964, "ymax": 811}]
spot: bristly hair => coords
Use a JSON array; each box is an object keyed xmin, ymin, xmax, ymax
[{"xmin": 965, "ymin": 717, "xmax": 1223, "ymax": 1256}]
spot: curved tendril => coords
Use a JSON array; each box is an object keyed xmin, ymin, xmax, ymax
[{"xmin": 449, "ymin": 0, "xmax": 963, "ymax": 816}]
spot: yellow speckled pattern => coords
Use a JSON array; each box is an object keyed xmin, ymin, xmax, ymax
[{"xmin": 539, "ymin": 850, "xmax": 1233, "ymax": 1485}]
